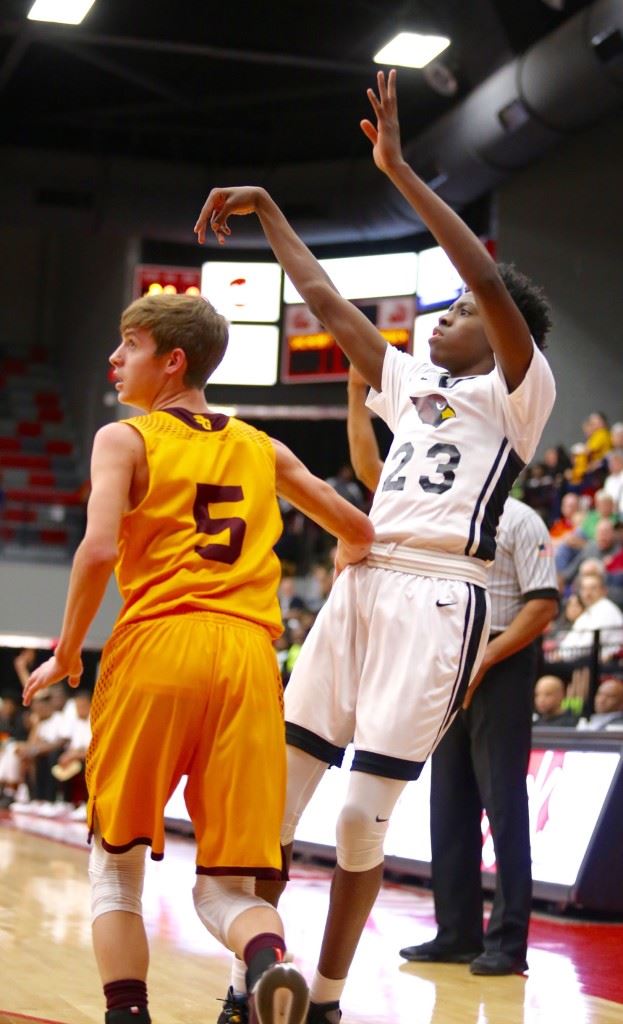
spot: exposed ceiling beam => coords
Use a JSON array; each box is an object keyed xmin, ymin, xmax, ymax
[
  {"xmin": 0, "ymin": 30, "xmax": 30, "ymax": 94},
  {"xmin": 0, "ymin": 20, "xmax": 376, "ymax": 76},
  {"xmin": 19, "ymin": 81, "xmax": 361, "ymax": 126},
  {"xmin": 44, "ymin": 39, "xmax": 189, "ymax": 105}
]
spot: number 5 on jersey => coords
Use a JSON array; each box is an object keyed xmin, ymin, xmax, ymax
[{"xmin": 193, "ymin": 483, "xmax": 246, "ymax": 564}]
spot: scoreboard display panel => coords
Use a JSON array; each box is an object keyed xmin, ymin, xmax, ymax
[
  {"xmin": 282, "ymin": 295, "xmax": 416, "ymax": 384},
  {"xmin": 134, "ymin": 264, "xmax": 201, "ymax": 298}
]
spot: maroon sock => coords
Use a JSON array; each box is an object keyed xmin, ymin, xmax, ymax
[
  {"xmin": 244, "ymin": 932, "xmax": 286, "ymax": 991},
  {"xmin": 103, "ymin": 979, "xmax": 148, "ymax": 1013}
]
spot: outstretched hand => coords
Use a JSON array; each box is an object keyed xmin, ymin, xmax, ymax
[
  {"xmin": 360, "ymin": 69, "xmax": 403, "ymax": 175},
  {"xmin": 22, "ymin": 653, "xmax": 83, "ymax": 707},
  {"xmin": 194, "ymin": 186, "xmax": 264, "ymax": 245}
]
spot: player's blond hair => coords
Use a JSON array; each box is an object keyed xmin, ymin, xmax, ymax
[{"xmin": 120, "ymin": 293, "xmax": 228, "ymax": 388}]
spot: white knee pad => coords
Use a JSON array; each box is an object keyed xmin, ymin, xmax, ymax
[
  {"xmin": 88, "ymin": 833, "xmax": 146, "ymax": 923},
  {"xmin": 193, "ymin": 875, "xmax": 264, "ymax": 949},
  {"xmin": 280, "ymin": 746, "xmax": 327, "ymax": 846},
  {"xmin": 335, "ymin": 772, "xmax": 406, "ymax": 873}
]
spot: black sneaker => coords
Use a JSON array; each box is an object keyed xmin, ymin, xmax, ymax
[
  {"xmin": 399, "ymin": 939, "xmax": 481, "ymax": 963},
  {"xmin": 469, "ymin": 951, "xmax": 528, "ymax": 975},
  {"xmin": 306, "ymin": 1001, "xmax": 342, "ymax": 1024},
  {"xmin": 250, "ymin": 963, "xmax": 309, "ymax": 1024},
  {"xmin": 217, "ymin": 986, "xmax": 249, "ymax": 1024}
]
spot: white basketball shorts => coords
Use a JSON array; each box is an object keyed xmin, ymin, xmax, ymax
[{"xmin": 285, "ymin": 558, "xmax": 490, "ymax": 780}]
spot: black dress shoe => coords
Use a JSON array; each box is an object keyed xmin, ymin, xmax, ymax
[
  {"xmin": 399, "ymin": 939, "xmax": 481, "ymax": 963},
  {"xmin": 469, "ymin": 951, "xmax": 528, "ymax": 975}
]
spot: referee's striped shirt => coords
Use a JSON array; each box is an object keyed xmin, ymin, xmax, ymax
[{"xmin": 488, "ymin": 497, "xmax": 559, "ymax": 633}]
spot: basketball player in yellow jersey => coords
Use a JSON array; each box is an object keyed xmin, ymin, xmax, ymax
[{"xmin": 23, "ymin": 293, "xmax": 375, "ymax": 1024}]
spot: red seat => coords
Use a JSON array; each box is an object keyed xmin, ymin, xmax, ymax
[
  {"xmin": 5, "ymin": 486, "xmax": 82, "ymax": 506},
  {"xmin": 17, "ymin": 422, "xmax": 42, "ymax": 437},
  {"xmin": 39, "ymin": 409, "xmax": 64, "ymax": 423},
  {"xmin": 3, "ymin": 357, "xmax": 26, "ymax": 374},
  {"xmin": 0, "ymin": 453, "xmax": 51, "ymax": 469},
  {"xmin": 40, "ymin": 528, "xmax": 68, "ymax": 544},
  {"xmin": 29, "ymin": 471, "xmax": 56, "ymax": 487},
  {"xmin": 46, "ymin": 439, "xmax": 74, "ymax": 455},
  {"xmin": 0, "ymin": 437, "xmax": 21, "ymax": 452},
  {"xmin": 3, "ymin": 507, "xmax": 37, "ymax": 523}
]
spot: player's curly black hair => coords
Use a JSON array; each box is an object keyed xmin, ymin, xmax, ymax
[{"xmin": 497, "ymin": 262, "xmax": 552, "ymax": 350}]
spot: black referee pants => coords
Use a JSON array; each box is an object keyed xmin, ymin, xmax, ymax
[{"xmin": 429, "ymin": 642, "xmax": 537, "ymax": 960}]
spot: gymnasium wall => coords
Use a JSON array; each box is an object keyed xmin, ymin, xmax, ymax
[
  {"xmin": 0, "ymin": 562, "xmax": 121, "ymax": 648},
  {"xmin": 497, "ymin": 108, "xmax": 623, "ymax": 451}
]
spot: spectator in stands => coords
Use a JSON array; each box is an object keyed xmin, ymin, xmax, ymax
[
  {"xmin": 521, "ymin": 463, "xmax": 556, "ymax": 524},
  {"xmin": 542, "ymin": 445, "xmax": 571, "ymax": 479},
  {"xmin": 557, "ymin": 572, "xmax": 623, "ymax": 662},
  {"xmin": 562, "ymin": 592, "xmax": 585, "ymax": 625},
  {"xmin": 324, "ymin": 464, "xmax": 365, "ymax": 510},
  {"xmin": 604, "ymin": 523, "xmax": 623, "ymax": 608},
  {"xmin": 532, "ymin": 675, "xmax": 578, "ymax": 728},
  {"xmin": 306, "ymin": 561, "xmax": 334, "ymax": 613},
  {"xmin": 558, "ymin": 518, "xmax": 622, "ymax": 591},
  {"xmin": 12, "ymin": 647, "xmax": 36, "ymax": 690},
  {"xmin": 582, "ymin": 678, "xmax": 623, "ymax": 730},
  {"xmin": 0, "ymin": 691, "xmax": 29, "ymax": 807},
  {"xmin": 15, "ymin": 691, "xmax": 67, "ymax": 805},
  {"xmin": 51, "ymin": 689, "xmax": 91, "ymax": 817},
  {"xmin": 578, "ymin": 490, "xmax": 619, "ymax": 542},
  {"xmin": 282, "ymin": 619, "xmax": 308, "ymax": 686},
  {"xmin": 603, "ymin": 449, "xmax": 623, "ymax": 515},
  {"xmin": 274, "ymin": 500, "xmax": 307, "ymax": 574},
  {"xmin": 564, "ymin": 413, "xmax": 611, "ymax": 496},
  {"xmin": 610, "ymin": 423, "xmax": 623, "ymax": 448},
  {"xmin": 278, "ymin": 575, "xmax": 306, "ymax": 617},
  {"xmin": 550, "ymin": 492, "xmax": 582, "ymax": 546},
  {"xmin": 582, "ymin": 412, "xmax": 612, "ymax": 491}
]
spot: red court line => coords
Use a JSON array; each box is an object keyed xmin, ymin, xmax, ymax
[
  {"xmin": 0, "ymin": 1011, "xmax": 70, "ymax": 1024},
  {"xmin": 529, "ymin": 916, "xmax": 623, "ymax": 1004}
]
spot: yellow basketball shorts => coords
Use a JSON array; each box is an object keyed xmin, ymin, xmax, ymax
[{"xmin": 86, "ymin": 612, "xmax": 286, "ymax": 878}]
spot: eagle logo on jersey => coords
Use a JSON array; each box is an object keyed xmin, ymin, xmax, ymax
[{"xmin": 411, "ymin": 394, "xmax": 456, "ymax": 427}]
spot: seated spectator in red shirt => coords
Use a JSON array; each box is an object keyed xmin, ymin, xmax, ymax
[
  {"xmin": 550, "ymin": 492, "xmax": 582, "ymax": 544},
  {"xmin": 533, "ymin": 675, "xmax": 578, "ymax": 728}
]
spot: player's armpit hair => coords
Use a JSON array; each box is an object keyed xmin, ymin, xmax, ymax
[{"xmin": 497, "ymin": 262, "xmax": 552, "ymax": 350}]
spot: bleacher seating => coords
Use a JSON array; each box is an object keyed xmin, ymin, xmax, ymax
[{"xmin": 0, "ymin": 348, "xmax": 86, "ymax": 560}]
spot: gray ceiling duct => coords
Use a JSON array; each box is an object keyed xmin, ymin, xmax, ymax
[{"xmin": 264, "ymin": 0, "xmax": 623, "ymax": 244}]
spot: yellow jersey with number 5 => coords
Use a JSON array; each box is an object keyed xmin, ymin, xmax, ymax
[{"xmin": 112, "ymin": 408, "xmax": 283, "ymax": 638}]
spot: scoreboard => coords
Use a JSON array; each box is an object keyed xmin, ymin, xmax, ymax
[
  {"xmin": 133, "ymin": 243, "xmax": 479, "ymax": 388},
  {"xmin": 134, "ymin": 264, "xmax": 201, "ymax": 297},
  {"xmin": 282, "ymin": 295, "xmax": 416, "ymax": 383}
]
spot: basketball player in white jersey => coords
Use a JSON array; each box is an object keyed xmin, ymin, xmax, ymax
[{"xmin": 195, "ymin": 69, "xmax": 556, "ymax": 1024}]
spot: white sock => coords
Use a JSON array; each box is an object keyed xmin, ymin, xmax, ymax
[
  {"xmin": 310, "ymin": 970, "xmax": 346, "ymax": 1004},
  {"xmin": 230, "ymin": 956, "xmax": 247, "ymax": 996}
]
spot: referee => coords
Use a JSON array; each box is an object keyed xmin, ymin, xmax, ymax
[{"xmin": 347, "ymin": 369, "xmax": 560, "ymax": 977}]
